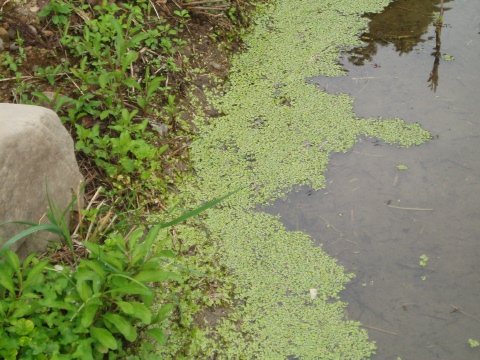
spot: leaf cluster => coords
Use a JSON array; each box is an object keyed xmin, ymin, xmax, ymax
[
  {"xmin": 0, "ymin": 189, "xmax": 234, "ymax": 359},
  {"xmin": 26, "ymin": 0, "xmax": 189, "ymax": 205},
  {"xmin": 0, "ymin": 224, "xmax": 179, "ymax": 359}
]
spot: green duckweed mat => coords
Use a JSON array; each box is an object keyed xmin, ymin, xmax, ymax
[{"xmin": 175, "ymin": 0, "xmax": 430, "ymax": 358}]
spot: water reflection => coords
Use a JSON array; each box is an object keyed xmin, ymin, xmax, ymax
[
  {"xmin": 347, "ymin": 0, "xmax": 452, "ymax": 92},
  {"xmin": 268, "ymin": 0, "xmax": 480, "ymax": 358}
]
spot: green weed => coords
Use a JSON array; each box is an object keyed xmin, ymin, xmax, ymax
[
  {"xmin": 0, "ymin": 190, "xmax": 233, "ymax": 358},
  {"xmin": 26, "ymin": 0, "xmax": 190, "ymax": 204}
]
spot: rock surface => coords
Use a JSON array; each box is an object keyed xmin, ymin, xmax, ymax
[{"xmin": 0, "ymin": 103, "xmax": 83, "ymax": 259}]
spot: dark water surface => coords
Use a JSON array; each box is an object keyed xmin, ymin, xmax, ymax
[{"xmin": 266, "ymin": 0, "xmax": 480, "ymax": 358}]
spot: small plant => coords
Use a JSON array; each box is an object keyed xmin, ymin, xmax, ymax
[
  {"xmin": 38, "ymin": 0, "xmax": 73, "ymax": 27},
  {"xmin": 419, "ymin": 254, "xmax": 429, "ymax": 267},
  {"xmin": 174, "ymin": 9, "xmax": 190, "ymax": 28}
]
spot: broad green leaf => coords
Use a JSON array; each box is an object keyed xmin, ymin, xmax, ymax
[
  {"xmin": 141, "ymin": 290, "xmax": 155, "ymax": 308},
  {"xmin": 157, "ymin": 249, "xmax": 176, "ymax": 259},
  {"xmin": 90, "ymin": 327, "xmax": 117, "ymax": 350},
  {"xmin": 5, "ymin": 251, "xmax": 20, "ymax": 278},
  {"xmin": 23, "ymin": 260, "xmax": 49, "ymax": 291},
  {"xmin": 146, "ymin": 77, "xmax": 164, "ymax": 98},
  {"xmin": 102, "ymin": 313, "xmax": 137, "ymax": 342},
  {"xmin": 55, "ymin": 95, "xmax": 74, "ymax": 111},
  {"xmin": 128, "ymin": 302, "xmax": 152, "ymax": 324},
  {"xmin": 79, "ymin": 259, "xmax": 106, "ymax": 280},
  {"xmin": 138, "ymin": 259, "xmax": 162, "ymax": 271},
  {"xmin": 18, "ymin": 336, "xmax": 31, "ymax": 346},
  {"xmin": 111, "ymin": 233, "xmax": 127, "ymax": 252},
  {"xmin": 100, "ymin": 109, "xmax": 112, "ymax": 120},
  {"xmin": 11, "ymin": 301, "xmax": 32, "ymax": 318},
  {"xmin": 31, "ymin": 91, "xmax": 51, "ymax": 102},
  {"xmin": 119, "ymin": 157, "xmax": 135, "ymax": 173},
  {"xmin": 81, "ymin": 303, "xmax": 99, "ymax": 328},
  {"xmin": 83, "ymin": 242, "xmax": 100, "ymax": 256},
  {"xmin": 130, "ymin": 244, "xmax": 148, "ymax": 267},
  {"xmin": 98, "ymin": 73, "xmax": 109, "ymax": 89},
  {"xmin": 13, "ymin": 318, "xmax": 34, "ymax": 336},
  {"xmin": 0, "ymin": 264, "xmax": 15, "ymax": 293},
  {"xmin": 134, "ymin": 269, "xmax": 182, "ymax": 283},
  {"xmin": 122, "ymin": 77, "xmax": 141, "ymax": 90},
  {"xmin": 110, "ymin": 283, "xmax": 152, "ymax": 296},
  {"xmin": 127, "ymin": 228, "xmax": 145, "ymax": 252},
  {"xmin": 58, "ymin": 322, "xmax": 79, "ymax": 345},
  {"xmin": 136, "ymin": 96, "xmax": 148, "ymax": 109},
  {"xmin": 71, "ymin": 338, "xmax": 94, "ymax": 360},
  {"xmin": 126, "ymin": 32, "xmax": 150, "ymax": 48},
  {"xmin": 157, "ymin": 144, "xmax": 169, "ymax": 156},
  {"xmin": 76, "ymin": 281, "xmax": 92, "ymax": 302},
  {"xmin": 146, "ymin": 328, "xmax": 167, "ymax": 345},
  {"xmin": 152, "ymin": 303, "xmax": 175, "ymax": 324},
  {"xmin": 98, "ymin": 253, "xmax": 124, "ymax": 272},
  {"xmin": 121, "ymin": 51, "xmax": 138, "ymax": 72},
  {"xmin": 144, "ymin": 225, "xmax": 161, "ymax": 252},
  {"xmin": 22, "ymin": 253, "xmax": 37, "ymax": 269},
  {"xmin": 116, "ymin": 301, "xmax": 134, "ymax": 315},
  {"xmin": 93, "ymin": 341, "xmax": 109, "ymax": 354}
]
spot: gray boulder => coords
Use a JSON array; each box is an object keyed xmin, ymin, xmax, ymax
[{"xmin": 0, "ymin": 103, "xmax": 84, "ymax": 259}]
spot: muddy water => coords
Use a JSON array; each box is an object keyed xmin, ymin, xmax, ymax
[{"xmin": 265, "ymin": 1, "xmax": 480, "ymax": 359}]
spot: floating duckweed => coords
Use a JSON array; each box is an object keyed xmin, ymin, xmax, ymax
[
  {"xmin": 469, "ymin": 338, "xmax": 480, "ymax": 348},
  {"xmin": 419, "ymin": 254, "xmax": 429, "ymax": 267},
  {"xmin": 176, "ymin": 0, "xmax": 431, "ymax": 358}
]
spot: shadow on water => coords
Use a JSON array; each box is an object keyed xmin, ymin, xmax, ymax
[{"xmin": 264, "ymin": 0, "xmax": 480, "ymax": 358}]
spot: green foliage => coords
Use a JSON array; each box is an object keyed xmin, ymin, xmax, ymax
[
  {"xmin": 0, "ymin": 228, "xmax": 178, "ymax": 359},
  {"xmin": 38, "ymin": 0, "xmax": 73, "ymax": 26},
  {"xmin": 30, "ymin": 0, "xmax": 189, "ymax": 202},
  {"xmin": 0, "ymin": 190, "xmax": 233, "ymax": 359}
]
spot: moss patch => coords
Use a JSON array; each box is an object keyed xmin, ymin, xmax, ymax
[{"xmin": 177, "ymin": 0, "xmax": 430, "ymax": 358}]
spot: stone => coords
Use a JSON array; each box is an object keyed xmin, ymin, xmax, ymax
[
  {"xmin": 0, "ymin": 27, "xmax": 8, "ymax": 42},
  {"xmin": 0, "ymin": 104, "xmax": 84, "ymax": 259}
]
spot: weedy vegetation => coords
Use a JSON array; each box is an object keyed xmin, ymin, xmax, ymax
[
  {"xmin": 0, "ymin": 0, "xmax": 251, "ymax": 207},
  {"xmin": 0, "ymin": 0, "xmax": 255, "ymax": 358},
  {"xmin": 1, "ymin": 0, "xmax": 434, "ymax": 358},
  {"xmin": 0, "ymin": 190, "xmax": 233, "ymax": 359}
]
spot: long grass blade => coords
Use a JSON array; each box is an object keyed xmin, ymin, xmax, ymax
[
  {"xmin": 0, "ymin": 224, "xmax": 64, "ymax": 257},
  {"xmin": 156, "ymin": 190, "xmax": 238, "ymax": 229}
]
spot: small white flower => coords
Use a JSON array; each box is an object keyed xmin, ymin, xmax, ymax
[{"xmin": 54, "ymin": 265, "xmax": 64, "ymax": 272}]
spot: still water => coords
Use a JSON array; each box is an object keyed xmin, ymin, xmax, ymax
[{"xmin": 266, "ymin": 0, "xmax": 480, "ymax": 358}]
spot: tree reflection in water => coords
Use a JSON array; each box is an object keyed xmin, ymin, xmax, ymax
[{"xmin": 346, "ymin": 0, "xmax": 451, "ymax": 92}]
